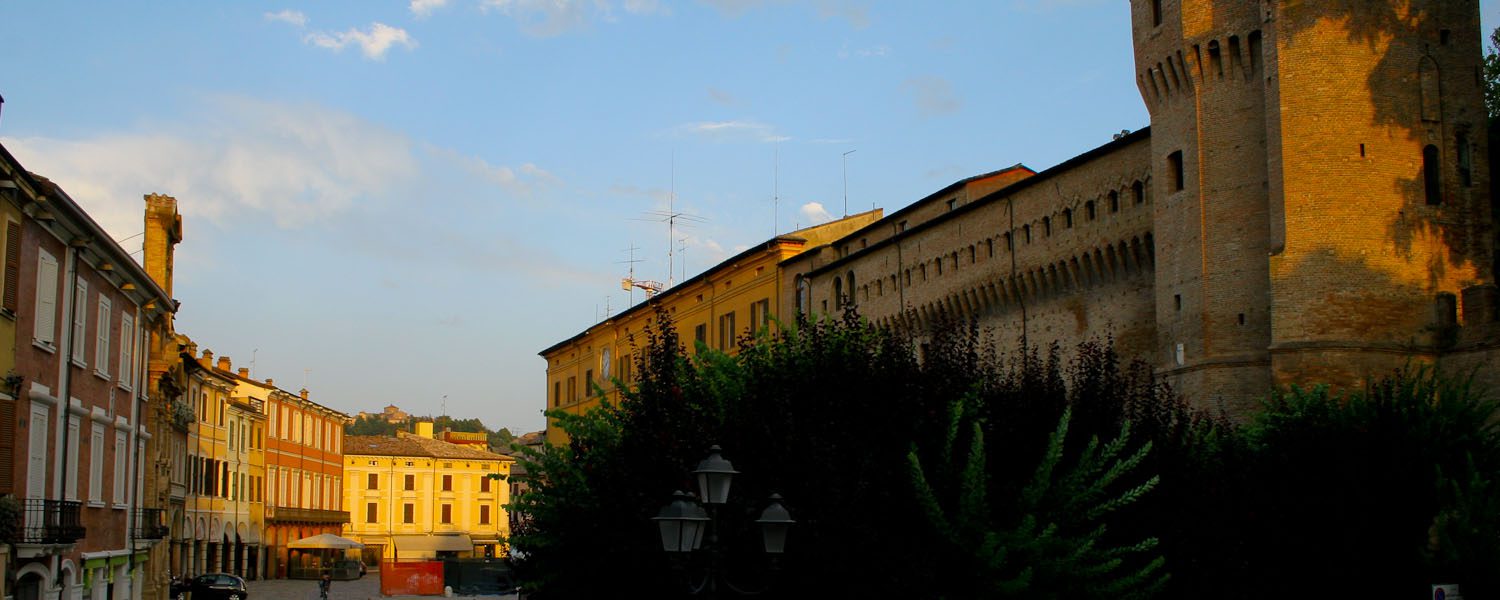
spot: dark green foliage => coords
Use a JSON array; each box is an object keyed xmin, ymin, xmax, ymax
[
  {"xmin": 345, "ymin": 414, "xmax": 401, "ymax": 436},
  {"xmin": 1241, "ymin": 368, "xmax": 1500, "ymax": 598},
  {"xmin": 910, "ymin": 399, "xmax": 1166, "ymax": 598},
  {"xmin": 1485, "ymin": 26, "xmax": 1500, "ymax": 119}
]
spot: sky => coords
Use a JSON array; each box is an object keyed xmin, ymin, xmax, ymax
[{"xmin": 1, "ymin": 1, "xmax": 1497, "ymax": 434}]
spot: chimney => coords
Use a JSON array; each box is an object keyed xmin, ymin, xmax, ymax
[
  {"xmin": 217, "ymin": 356, "xmax": 232, "ymax": 372},
  {"xmin": 200, "ymin": 349, "xmax": 214, "ymax": 368},
  {"xmin": 265, "ymin": 378, "xmax": 273, "ymax": 387},
  {"xmin": 299, "ymin": 388, "xmax": 308, "ymax": 400},
  {"xmin": 142, "ymin": 193, "xmax": 183, "ymax": 297},
  {"xmin": 238, "ymin": 368, "xmax": 249, "ymax": 378},
  {"xmin": 185, "ymin": 340, "xmax": 199, "ymax": 358}
]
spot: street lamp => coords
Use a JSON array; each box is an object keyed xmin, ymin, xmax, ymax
[{"xmin": 653, "ymin": 445, "xmax": 795, "ymax": 596}]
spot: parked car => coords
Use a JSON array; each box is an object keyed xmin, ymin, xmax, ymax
[{"xmin": 181, "ymin": 573, "xmax": 249, "ymax": 600}]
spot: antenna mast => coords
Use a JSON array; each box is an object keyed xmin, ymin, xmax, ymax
[{"xmin": 619, "ymin": 244, "xmax": 662, "ymax": 301}]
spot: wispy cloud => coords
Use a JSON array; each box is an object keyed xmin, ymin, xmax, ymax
[
  {"xmin": 0, "ymin": 95, "xmax": 552, "ymax": 237},
  {"xmin": 264, "ymin": 9, "xmax": 308, "ymax": 27},
  {"xmin": 304, "ymin": 23, "xmax": 418, "ymax": 60},
  {"xmin": 480, "ymin": 0, "xmax": 594, "ymax": 37},
  {"xmin": 707, "ymin": 87, "xmax": 736, "ymax": 106},
  {"xmin": 623, "ymin": 0, "xmax": 669, "ymax": 15},
  {"xmin": 800, "ymin": 202, "xmax": 834, "ymax": 225},
  {"xmin": 410, "ymin": 0, "xmax": 449, "ymax": 18},
  {"xmin": 669, "ymin": 120, "xmax": 790, "ymax": 143},
  {"xmin": 815, "ymin": 0, "xmax": 869, "ymax": 28},
  {"xmin": 902, "ymin": 75, "xmax": 961, "ymax": 116},
  {"xmin": 837, "ymin": 42, "xmax": 889, "ymax": 59}
]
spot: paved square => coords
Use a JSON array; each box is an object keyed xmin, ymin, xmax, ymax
[{"xmin": 245, "ymin": 573, "xmax": 517, "ymax": 600}]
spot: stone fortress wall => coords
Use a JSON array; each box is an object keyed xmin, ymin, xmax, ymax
[{"xmin": 781, "ymin": 0, "xmax": 1499, "ymax": 415}]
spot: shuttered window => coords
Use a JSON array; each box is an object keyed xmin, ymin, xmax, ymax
[
  {"xmin": 0, "ymin": 399, "xmax": 15, "ymax": 493},
  {"xmin": 34, "ymin": 250, "xmax": 58, "ymax": 346},
  {"xmin": 3, "ymin": 220, "xmax": 19, "ymax": 312},
  {"xmin": 113, "ymin": 431, "xmax": 127, "ymax": 504},
  {"xmin": 119, "ymin": 313, "xmax": 136, "ymax": 390},
  {"xmin": 71, "ymin": 277, "xmax": 88, "ymax": 364},
  {"xmin": 95, "ymin": 296, "xmax": 111, "ymax": 376}
]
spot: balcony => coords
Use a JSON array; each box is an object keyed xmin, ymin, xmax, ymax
[
  {"xmin": 19, "ymin": 499, "xmax": 85, "ymax": 544},
  {"xmin": 134, "ymin": 507, "xmax": 168, "ymax": 540}
]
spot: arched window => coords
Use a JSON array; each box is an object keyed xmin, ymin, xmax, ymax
[
  {"xmin": 1043, "ymin": 217, "xmax": 1052, "ymax": 236},
  {"xmin": 796, "ymin": 276, "xmax": 811, "ymax": 314},
  {"xmin": 833, "ymin": 277, "xmax": 844, "ymax": 308},
  {"xmin": 846, "ymin": 270, "xmax": 857, "ymax": 306},
  {"xmin": 1132, "ymin": 181, "xmax": 1145, "ymax": 205},
  {"xmin": 1063, "ymin": 208, "xmax": 1073, "ymax": 228},
  {"xmin": 1424, "ymin": 144, "xmax": 1442, "ymax": 205},
  {"xmin": 1086, "ymin": 201, "xmax": 1096, "ymax": 220},
  {"xmin": 1108, "ymin": 191, "xmax": 1119, "ymax": 213},
  {"xmin": 1023, "ymin": 225, "xmax": 1032, "ymax": 244}
]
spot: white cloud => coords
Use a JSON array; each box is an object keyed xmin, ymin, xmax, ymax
[
  {"xmin": 799, "ymin": 202, "xmax": 834, "ymax": 225},
  {"xmin": 410, "ymin": 0, "xmax": 449, "ymax": 18},
  {"xmin": 264, "ymin": 9, "xmax": 308, "ymax": 27},
  {"xmin": 480, "ymin": 0, "xmax": 595, "ymax": 37},
  {"xmin": 902, "ymin": 75, "xmax": 961, "ymax": 116},
  {"xmin": 304, "ymin": 23, "xmax": 417, "ymax": 60},
  {"xmin": 670, "ymin": 120, "xmax": 790, "ymax": 143},
  {"xmin": 623, "ymin": 0, "xmax": 668, "ymax": 15},
  {"xmin": 0, "ymin": 96, "xmax": 552, "ymax": 239},
  {"xmin": 837, "ymin": 42, "xmax": 889, "ymax": 59},
  {"xmin": 815, "ymin": 0, "xmax": 869, "ymax": 28}
]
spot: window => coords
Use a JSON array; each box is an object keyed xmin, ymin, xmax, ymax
[
  {"xmin": 443, "ymin": 474, "xmax": 453, "ymax": 491},
  {"xmin": 404, "ymin": 474, "xmax": 415, "ymax": 491},
  {"xmin": 833, "ymin": 277, "xmax": 843, "ymax": 308},
  {"xmin": 694, "ymin": 323, "xmax": 707, "ymax": 344},
  {"xmin": 795, "ymin": 277, "xmax": 810, "ymax": 314},
  {"xmin": 480, "ymin": 505, "xmax": 492, "ymax": 525},
  {"xmin": 566, "ymin": 376, "xmax": 576, "ymax": 402},
  {"xmin": 600, "ymin": 347, "xmax": 612, "ymax": 379},
  {"xmin": 119, "ymin": 312, "xmax": 134, "ymax": 389},
  {"xmin": 367, "ymin": 473, "xmax": 378, "ymax": 490},
  {"xmin": 1424, "ymin": 144, "xmax": 1442, "ymax": 205},
  {"xmin": 367, "ymin": 502, "xmax": 379, "ymax": 523},
  {"xmin": 1109, "ymin": 191, "xmax": 1119, "ymax": 213},
  {"xmin": 718, "ymin": 312, "xmax": 736, "ymax": 351},
  {"xmin": 1086, "ymin": 201, "xmax": 1096, "ymax": 221},
  {"xmin": 89, "ymin": 423, "xmax": 104, "ymax": 504},
  {"xmin": 480, "ymin": 476, "xmax": 491, "ymax": 493},
  {"xmin": 95, "ymin": 296, "xmax": 111, "ymax": 376},
  {"xmin": 846, "ymin": 271, "xmax": 856, "ymax": 306},
  {"xmin": 1152, "ymin": 0, "xmax": 1161, "ymax": 26},
  {"xmin": 1063, "ymin": 209, "xmax": 1073, "ymax": 228},
  {"xmin": 1043, "ymin": 217, "xmax": 1052, "ymax": 237},
  {"xmin": 585, "ymin": 370, "xmax": 593, "ymax": 397},
  {"xmin": 33, "ymin": 250, "xmax": 58, "ymax": 347},
  {"xmin": 3, "ymin": 220, "xmax": 19, "ymax": 313},
  {"xmin": 1168, "ymin": 151, "xmax": 1184, "ymax": 191},
  {"xmin": 114, "ymin": 431, "xmax": 127, "ymax": 505},
  {"xmin": 71, "ymin": 277, "xmax": 87, "ymax": 365},
  {"xmin": 946, "ymin": 198, "xmax": 957, "ymax": 211},
  {"xmin": 441, "ymin": 504, "xmax": 452, "ymax": 524},
  {"xmin": 552, "ymin": 382, "xmax": 561, "ymax": 407},
  {"xmin": 1023, "ymin": 225, "xmax": 1032, "ymax": 244},
  {"xmin": 751, "ymin": 299, "xmax": 770, "ymax": 330},
  {"xmin": 403, "ymin": 503, "xmax": 414, "ymax": 523},
  {"xmin": 1132, "ymin": 181, "xmax": 1145, "ymax": 205}
]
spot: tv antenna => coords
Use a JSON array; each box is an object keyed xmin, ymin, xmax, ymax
[
  {"xmin": 773, "ymin": 145, "xmax": 780, "ymax": 237},
  {"xmin": 619, "ymin": 244, "xmax": 662, "ymax": 301},
  {"xmin": 633, "ymin": 153, "xmax": 706, "ymax": 288}
]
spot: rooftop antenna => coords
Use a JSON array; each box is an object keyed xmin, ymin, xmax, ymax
[
  {"xmin": 633, "ymin": 153, "xmax": 705, "ymax": 288},
  {"xmin": 250, "ymin": 348, "xmax": 258, "ymax": 375},
  {"xmin": 619, "ymin": 244, "xmax": 662, "ymax": 300},
  {"xmin": 678, "ymin": 237, "xmax": 688, "ymax": 283}
]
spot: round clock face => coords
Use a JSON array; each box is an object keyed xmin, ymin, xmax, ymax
[{"xmin": 601, "ymin": 348, "xmax": 612, "ymax": 377}]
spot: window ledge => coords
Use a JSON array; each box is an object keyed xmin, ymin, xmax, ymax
[
  {"xmin": 0, "ymin": 308, "xmax": 15, "ymax": 321},
  {"xmin": 87, "ymin": 501, "xmax": 106, "ymax": 509},
  {"xmin": 70, "ymin": 358, "xmax": 87, "ymax": 369},
  {"xmin": 93, "ymin": 370, "xmax": 109, "ymax": 381},
  {"xmin": 117, "ymin": 383, "xmax": 133, "ymax": 394},
  {"xmin": 112, "ymin": 503, "xmax": 128, "ymax": 510},
  {"xmin": 32, "ymin": 340, "xmax": 56, "ymax": 354}
]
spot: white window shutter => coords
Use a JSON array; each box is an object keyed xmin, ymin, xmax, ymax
[
  {"xmin": 113, "ymin": 432, "xmax": 126, "ymax": 504},
  {"xmin": 118, "ymin": 313, "xmax": 135, "ymax": 389},
  {"xmin": 95, "ymin": 297, "xmax": 111, "ymax": 375},
  {"xmin": 34, "ymin": 251, "xmax": 58, "ymax": 346},
  {"xmin": 72, "ymin": 277, "xmax": 88, "ymax": 364}
]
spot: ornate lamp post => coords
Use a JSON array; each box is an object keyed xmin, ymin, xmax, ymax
[{"xmin": 653, "ymin": 445, "xmax": 794, "ymax": 596}]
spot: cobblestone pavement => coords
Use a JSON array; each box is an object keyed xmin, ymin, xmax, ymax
[{"xmin": 245, "ymin": 573, "xmax": 518, "ymax": 600}]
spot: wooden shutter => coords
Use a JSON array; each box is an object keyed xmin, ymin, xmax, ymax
[
  {"xmin": 3, "ymin": 221, "xmax": 19, "ymax": 312},
  {"xmin": 0, "ymin": 399, "xmax": 15, "ymax": 493},
  {"xmin": 72, "ymin": 278, "xmax": 87, "ymax": 363},
  {"xmin": 35, "ymin": 251, "xmax": 57, "ymax": 345}
]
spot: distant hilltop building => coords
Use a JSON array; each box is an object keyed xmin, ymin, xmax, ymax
[
  {"xmin": 358, "ymin": 404, "xmax": 410, "ymax": 424},
  {"xmin": 542, "ymin": 0, "xmax": 1500, "ymax": 435}
]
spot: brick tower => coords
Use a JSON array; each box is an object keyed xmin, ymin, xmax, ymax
[{"xmin": 1133, "ymin": 0, "xmax": 1494, "ymax": 412}]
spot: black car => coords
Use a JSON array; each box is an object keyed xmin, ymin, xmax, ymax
[{"xmin": 177, "ymin": 573, "xmax": 248, "ymax": 600}]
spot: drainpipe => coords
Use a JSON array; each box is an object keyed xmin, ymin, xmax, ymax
[{"xmin": 52, "ymin": 242, "xmax": 81, "ymax": 591}]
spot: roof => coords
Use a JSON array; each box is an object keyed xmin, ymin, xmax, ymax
[
  {"xmin": 803, "ymin": 127, "xmax": 1150, "ymax": 278},
  {"xmin": 344, "ymin": 434, "xmax": 514, "ymax": 461},
  {"xmin": 536, "ymin": 212, "xmax": 880, "ymax": 357}
]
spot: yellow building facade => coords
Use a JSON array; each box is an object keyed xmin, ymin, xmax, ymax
[
  {"xmin": 341, "ymin": 428, "xmax": 514, "ymax": 564},
  {"xmin": 539, "ymin": 212, "xmax": 882, "ymax": 444}
]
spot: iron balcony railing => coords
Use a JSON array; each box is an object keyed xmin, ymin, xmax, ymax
[
  {"xmin": 134, "ymin": 507, "xmax": 168, "ymax": 539},
  {"xmin": 20, "ymin": 499, "xmax": 85, "ymax": 544}
]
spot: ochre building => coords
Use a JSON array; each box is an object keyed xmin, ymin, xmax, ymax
[
  {"xmin": 342, "ymin": 423, "xmax": 514, "ymax": 563},
  {"xmin": 540, "ymin": 213, "xmax": 882, "ymax": 444}
]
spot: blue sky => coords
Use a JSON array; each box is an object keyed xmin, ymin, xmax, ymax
[{"xmin": 2, "ymin": 1, "xmax": 1496, "ymax": 434}]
